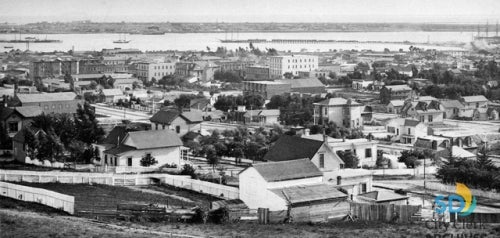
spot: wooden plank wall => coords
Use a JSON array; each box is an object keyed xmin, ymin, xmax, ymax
[
  {"xmin": 350, "ymin": 202, "xmax": 421, "ymax": 223},
  {"xmin": 451, "ymin": 212, "xmax": 500, "ymax": 223}
]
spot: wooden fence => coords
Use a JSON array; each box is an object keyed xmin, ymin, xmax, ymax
[
  {"xmin": 0, "ymin": 169, "xmax": 239, "ymax": 200},
  {"xmin": 350, "ymin": 202, "xmax": 421, "ymax": 223},
  {"xmin": 450, "ymin": 212, "xmax": 500, "ymax": 223},
  {"xmin": 0, "ymin": 181, "xmax": 75, "ymax": 214}
]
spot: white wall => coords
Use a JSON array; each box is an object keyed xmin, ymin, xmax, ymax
[
  {"xmin": 310, "ymin": 144, "xmax": 342, "ymax": 172},
  {"xmin": 113, "ymin": 147, "xmax": 181, "ymax": 168},
  {"xmin": 239, "ymin": 167, "xmax": 288, "ymax": 211}
]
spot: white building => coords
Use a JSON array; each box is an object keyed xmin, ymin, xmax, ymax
[
  {"xmin": 101, "ymin": 129, "xmax": 185, "ymax": 169},
  {"xmin": 135, "ymin": 60, "xmax": 176, "ymax": 81},
  {"xmin": 239, "ymin": 159, "xmax": 348, "ymax": 215},
  {"xmin": 313, "ymin": 97, "xmax": 364, "ymax": 128},
  {"xmin": 269, "ymin": 55, "xmax": 318, "ymax": 79}
]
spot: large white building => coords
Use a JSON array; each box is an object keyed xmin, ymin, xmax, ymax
[
  {"xmin": 269, "ymin": 55, "xmax": 318, "ymax": 79},
  {"xmin": 135, "ymin": 60, "xmax": 176, "ymax": 81}
]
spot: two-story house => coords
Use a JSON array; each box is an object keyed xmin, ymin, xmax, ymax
[
  {"xmin": 0, "ymin": 106, "xmax": 43, "ymax": 138},
  {"xmin": 401, "ymin": 119, "xmax": 428, "ymax": 144},
  {"xmin": 401, "ymin": 100, "xmax": 444, "ymax": 123},
  {"xmin": 313, "ymin": 97, "xmax": 364, "ymax": 128}
]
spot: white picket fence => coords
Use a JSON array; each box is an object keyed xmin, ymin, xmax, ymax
[
  {"xmin": 0, "ymin": 170, "xmax": 239, "ymax": 200},
  {"xmin": 0, "ymin": 181, "xmax": 75, "ymax": 214}
]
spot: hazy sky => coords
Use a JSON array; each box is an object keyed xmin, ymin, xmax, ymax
[{"xmin": 2, "ymin": 0, "xmax": 500, "ymax": 24}]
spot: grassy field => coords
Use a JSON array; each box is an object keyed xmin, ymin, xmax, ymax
[{"xmin": 2, "ymin": 196, "xmax": 500, "ymax": 238}]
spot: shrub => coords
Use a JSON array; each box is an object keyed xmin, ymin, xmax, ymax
[
  {"xmin": 140, "ymin": 154, "xmax": 158, "ymax": 167},
  {"xmin": 180, "ymin": 164, "xmax": 197, "ymax": 179}
]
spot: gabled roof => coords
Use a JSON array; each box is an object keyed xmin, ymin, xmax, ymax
[
  {"xmin": 461, "ymin": 95, "xmax": 488, "ymax": 103},
  {"xmin": 100, "ymin": 125, "xmax": 129, "ymax": 145},
  {"xmin": 180, "ymin": 110, "xmax": 203, "ymax": 123},
  {"xmin": 451, "ymin": 146, "xmax": 476, "ymax": 158},
  {"xmin": 404, "ymin": 119, "xmax": 421, "ymax": 127},
  {"xmin": 16, "ymin": 92, "xmax": 77, "ymax": 103},
  {"xmin": 271, "ymin": 183, "xmax": 347, "ymax": 204},
  {"xmin": 0, "ymin": 107, "xmax": 14, "ymax": 121},
  {"xmin": 440, "ymin": 100, "xmax": 464, "ymax": 109},
  {"xmin": 263, "ymin": 135, "xmax": 324, "ymax": 162},
  {"xmin": 123, "ymin": 130, "xmax": 182, "ymax": 149},
  {"xmin": 149, "ymin": 109, "xmax": 180, "ymax": 125},
  {"xmin": 389, "ymin": 100, "xmax": 405, "ymax": 107},
  {"xmin": 251, "ymin": 158, "xmax": 323, "ymax": 182},
  {"xmin": 14, "ymin": 106, "xmax": 43, "ymax": 118}
]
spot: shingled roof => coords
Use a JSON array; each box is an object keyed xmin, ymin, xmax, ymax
[
  {"xmin": 149, "ymin": 109, "xmax": 180, "ymax": 125},
  {"xmin": 262, "ymin": 135, "xmax": 324, "ymax": 162},
  {"xmin": 250, "ymin": 158, "xmax": 323, "ymax": 182}
]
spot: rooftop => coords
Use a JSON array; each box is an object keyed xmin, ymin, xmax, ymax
[
  {"xmin": 16, "ymin": 92, "xmax": 78, "ymax": 103},
  {"xmin": 124, "ymin": 130, "xmax": 183, "ymax": 149},
  {"xmin": 250, "ymin": 158, "xmax": 323, "ymax": 182},
  {"xmin": 271, "ymin": 183, "xmax": 347, "ymax": 204},
  {"xmin": 314, "ymin": 97, "xmax": 360, "ymax": 106},
  {"xmin": 262, "ymin": 135, "xmax": 324, "ymax": 162}
]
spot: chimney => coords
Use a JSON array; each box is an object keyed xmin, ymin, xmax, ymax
[
  {"xmin": 305, "ymin": 128, "xmax": 310, "ymax": 137},
  {"xmin": 322, "ymin": 130, "xmax": 327, "ymax": 143}
]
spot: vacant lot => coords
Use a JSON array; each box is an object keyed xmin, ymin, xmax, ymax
[{"xmin": 13, "ymin": 182, "xmax": 218, "ymax": 213}]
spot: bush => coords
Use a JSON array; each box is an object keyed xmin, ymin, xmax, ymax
[
  {"xmin": 140, "ymin": 154, "xmax": 158, "ymax": 167},
  {"xmin": 180, "ymin": 164, "xmax": 197, "ymax": 179}
]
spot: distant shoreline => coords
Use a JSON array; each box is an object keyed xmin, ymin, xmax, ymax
[
  {"xmin": 0, "ymin": 22, "xmax": 490, "ymax": 35},
  {"xmin": 0, "ymin": 30, "xmax": 482, "ymax": 34}
]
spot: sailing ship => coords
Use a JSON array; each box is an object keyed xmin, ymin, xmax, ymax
[{"xmin": 113, "ymin": 34, "xmax": 130, "ymax": 44}]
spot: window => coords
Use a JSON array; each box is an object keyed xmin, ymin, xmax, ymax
[
  {"xmin": 408, "ymin": 128, "xmax": 411, "ymax": 135},
  {"xmin": 175, "ymin": 125, "xmax": 181, "ymax": 133},
  {"xmin": 127, "ymin": 157, "xmax": 133, "ymax": 166},
  {"xmin": 476, "ymin": 102, "xmax": 479, "ymax": 108},
  {"xmin": 104, "ymin": 155, "xmax": 108, "ymax": 165},
  {"xmin": 319, "ymin": 153, "xmax": 325, "ymax": 168},
  {"xmin": 419, "ymin": 116, "xmax": 424, "ymax": 122},
  {"xmin": 361, "ymin": 183, "xmax": 367, "ymax": 193},
  {"xmin": 428, "ymin": 115, "xmax": 433, "ymax": 122},
  {"xmin": 365, "ymin": 148, "xmax": 372, "ymax": 158},
  {"xmin": 8, "ymin": 122, "xmax": 18, "ymax": 132}
]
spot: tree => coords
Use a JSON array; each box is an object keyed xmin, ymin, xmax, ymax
[
  {"xmin": 398, "ymin": 150, "xmax": 423, "ymax": 168},
  {"xmin": 337, "ymin": 150, "xmax": 359, "ymax": 168},
  {"xmin": 140, "ymin": 154, "xmax": 158, "ymax": 167},
  {"xmin": 375, "ymin": 150, "xmax": 389, "ymax": 168},
  {"xmin": 476, "ymin": 146, "xmax": 494, "ymax": 170},
  {"xmin": 205, "ymin": 146, "xmax": 219, "ymax": 172},
  {"xmin": 74, "ymin": 102, "xmax": 105, "ymax": 145},
  {"xmin": 23, "ymin": 128, "xmax": 39, "ymax": 159},
  {"xmin": 283, "ymin": 72, "xmax": 294, "ymax": 79}
]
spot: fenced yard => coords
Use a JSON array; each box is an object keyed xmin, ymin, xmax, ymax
[
  {"xmin": 0, "ymin": 169, "xmax": 239, "ymax": 200},
  {"xmin": 0, "ymin": 181, "xmax": 75, "ymax": 214}
]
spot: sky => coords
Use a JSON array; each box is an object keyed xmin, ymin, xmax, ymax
[{"xmin": 1, "ymin": 0, "xmax": 500, "ymax": 24}]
